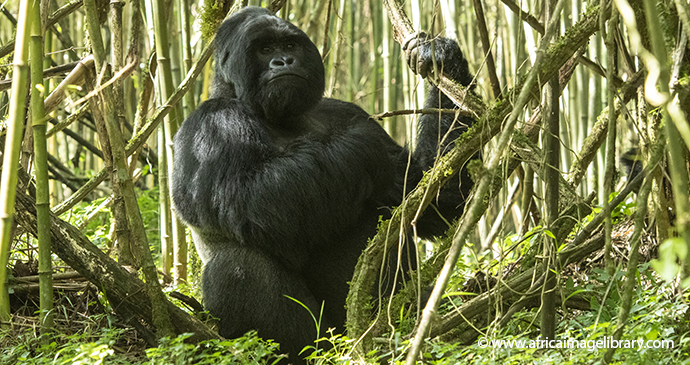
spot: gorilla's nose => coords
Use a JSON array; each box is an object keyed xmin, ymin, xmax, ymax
[{"xmin": 270, "ymin": 56, "xmax": 295, "ymax": 69}]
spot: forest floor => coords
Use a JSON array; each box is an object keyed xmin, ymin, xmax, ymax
[
  {"xmin": 5, "ymin": 263, "xmax": 150, "ymax": 362},
  {"xmin": 0, "ymin": 216, "xmax": 662, "ymax": 363}
]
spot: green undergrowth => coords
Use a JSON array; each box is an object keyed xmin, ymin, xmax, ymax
[{"xmin": 2, "ymin": 270, "xmax": 687, "ymax": 364}]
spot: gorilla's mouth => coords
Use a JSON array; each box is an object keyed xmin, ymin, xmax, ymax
[{"xmin": 269, "ymin": 73, "xmax": 307, "ymax": 82}]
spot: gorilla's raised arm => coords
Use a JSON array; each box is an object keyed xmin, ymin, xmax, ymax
[{"xmin": 400, "ymin": 32, "xmax": 479, "ymax": 236}]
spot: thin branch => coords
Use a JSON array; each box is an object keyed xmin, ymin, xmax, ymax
[
  {"xmin": 0, "ymin": 0, "xmax": 84, "ymax": 59},
  {"xmin": 370, "ymin": 108, "xmax": 474, "ymax": 121},
  {"xmin": 472, "ymin": 0, "xmax": 502, "ymax": 98},
  {"xmin": 69, "ymin": 60, "xmax": 137, "ymax": 109},
  {"xmin": 0, "ymin": 60, "xmax": 82, "ymax": 92},
  {"xmin": 500, "ymin": 0, "xmax": 545, "ymax": 34},
  {"xmin": 43, "ymin": 55, "xmax": 95, "ymax": 114}
]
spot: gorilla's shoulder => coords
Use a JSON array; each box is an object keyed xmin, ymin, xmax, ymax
[
  {"xmin": 188, "ymin": 98, "xmax": 246, "ymax": 118},
  {"xmin": 309, "ymin": 98, "xmax": 369, "ymax": 127},
  {"xmin": 182, "ymin": 98, "xmax": 253, "ymax": 128},
  {"xmin": 177, "ymin": 98, "xmax": 261, "ymax": 144},
  {"xmin": 314, "ymin": 98, "xmax": 370, "ymax": 120}
]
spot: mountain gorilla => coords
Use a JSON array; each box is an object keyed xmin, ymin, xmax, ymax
[{"xmin": 172, "ymin": 6, "xmax": 477, "ymax": 363}]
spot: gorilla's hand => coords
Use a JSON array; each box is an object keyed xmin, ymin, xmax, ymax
[
  {"xmin": 403, "ymin": 31, "xmax": 434, "ymax": 79},
  {"xmin": 402, "ymin": 31, "xmax": 474, "ymax": 88}
]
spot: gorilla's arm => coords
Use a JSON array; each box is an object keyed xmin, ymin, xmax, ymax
[
  {"xmin": 172, "ymin": 98, "xmax": 395, "ymax": 267},
  {"xmin": 408, "ymin": 34, "xmax": 476, "ymax": 169},
  {"xmin": 403, "ymin": 34, "xmax": 479, "ymax": 237}
]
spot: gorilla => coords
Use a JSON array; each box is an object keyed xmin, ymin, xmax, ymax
[{"xmin": 172, "ymin": 6, "xmax": 476, "ymax": 363}]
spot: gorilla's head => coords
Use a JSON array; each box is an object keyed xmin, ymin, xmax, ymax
[{"xmin": 213, "ymin": 7, "xmax": 326, "ymax": 123}]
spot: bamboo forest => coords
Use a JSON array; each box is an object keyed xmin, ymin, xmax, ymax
[{"xmin": 0, "ymin": 0, "xmax": 689, "ymax": 363}]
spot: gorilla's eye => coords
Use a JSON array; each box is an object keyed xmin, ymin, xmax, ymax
[
  {"xmin": 260, "ymin": 46, "xmax": 272, "ymax": 54},
  {"xmin": 285, "ymin": 43, "xmax": 295, "ymax": 50}
]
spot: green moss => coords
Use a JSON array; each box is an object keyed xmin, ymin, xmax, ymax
[
  {"xmin": 0, "ymin": 53, "xmax": 12, "ymax": 79},
  {"xmin": 466, "ymin": 159, "xmax": 485, "ymax": 182},
  {"xmin": 200, "ymin": 0, "xmax": 230, "ymax": 41}
]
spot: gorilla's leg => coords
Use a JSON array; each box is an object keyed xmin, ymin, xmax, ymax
[{"xmin": 203, "ymin": 246, "xmax": 325, "ymax": 363}]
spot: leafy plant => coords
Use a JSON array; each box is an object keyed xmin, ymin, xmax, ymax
[{"xmin": 146, "ymin": 332, "xmax": 283, "ymax": 365}]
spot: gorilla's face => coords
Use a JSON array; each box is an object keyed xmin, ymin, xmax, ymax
[{"xmin": 213, "ymin": 7, "xmax": 325, "ymax": 123}]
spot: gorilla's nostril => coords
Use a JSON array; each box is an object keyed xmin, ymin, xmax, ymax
[{"xmin": 271, "ymin": 57, "xmax": 292, "ymax": 68}]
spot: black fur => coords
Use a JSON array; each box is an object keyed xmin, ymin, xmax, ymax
[{"xmin": 172, "ymin": 6, "xmax": 476, "ymax": 363}]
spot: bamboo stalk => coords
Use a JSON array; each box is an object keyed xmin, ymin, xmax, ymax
[
  {"xmin": 158, "ymin": 124, "xmax": 173, "ymax": 281},
  {"xmin": 327, "ymin": 0, "xmax": 346, "ymax": 96},
  {"xmin": 540, "ymin": 0, "xmax": 561, "ymax": 342},
  {"xmin": 84, "ymin": 0, "xmax": 175, "ymax": 338},
  {"xmin": 0, "ymin": 0, "xmax": 32, "ymax": 327},
  {"xmin": 83, "ymin": 0, "xmax": 135, "ymax": 267},
  {"xmin": 381, "ymin": 5, "xmax": 394, "ymax": 135},
  {"xmin": 147, "ymin": 0, "xmax": 187, "ymax": 284},
  {"xmin": 472, "ymin": 0, "xmax": 501, "ymax": 98},
  {"xmin": 603, "ymin": 126, "xmax": 666, "ymax": 362},
  {"xmin": 179, "ymin": 0, "xmax": 196, "ymax": 117},
  {"xmin": 108, "ymin": 0, "xmax": 127, "ymax": 140},
  {"xmin": 602, "ymin": 10, "xmax": 619, "ymax": 275},
  {"xmin": 642, "ymin": 0, "xmax": 690, "ymax": 276},
  {"xmin": 29, "ymin": 0, "xmax": 54, "ymax": 338},
  {"xmin": 369, "ymin": 0, "xmax": 380, "ymax": 114}
]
